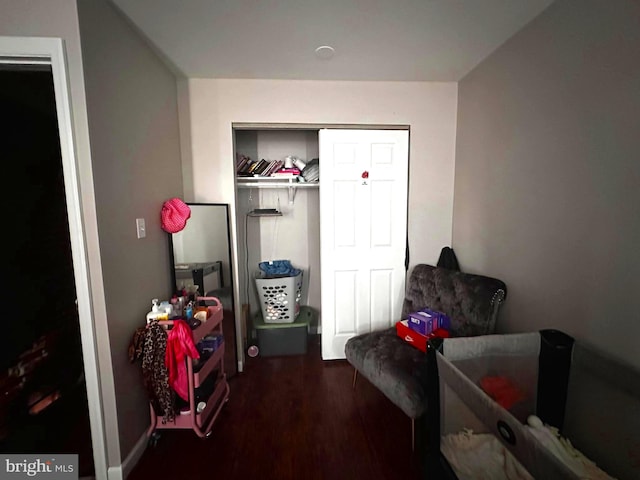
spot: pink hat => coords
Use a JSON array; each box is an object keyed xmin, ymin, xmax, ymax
[{"xmin": 161, "ymin": 198, "xmax": 191, "ymax": 233}]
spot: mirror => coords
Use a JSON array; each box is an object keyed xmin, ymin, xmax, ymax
[{"xmin": 168, "ymin": 203, "xmax": 237, "ymax": 377}]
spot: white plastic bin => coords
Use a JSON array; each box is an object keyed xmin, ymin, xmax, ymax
[{"xmin": 254, "ymin": 271, "xmax": 303, "ymax": 323}]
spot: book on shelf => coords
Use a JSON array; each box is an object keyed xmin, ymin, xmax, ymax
[
  {"xmin": 246, "ymin": 160, "xmax": 258, "ymax": 173},
  {"xmin": 263, "ymin": 160, "xmax": 283, "ymax": 177},
  {"xmin": 236, "ymin": 154, "xmax": 250, "ymax": 172},
  {"xmin": 238, "ymin": 158, "xmax": 255, "ymax": 174},
  {"xmin": 256, "ymin": 160, "xmax": 275, "ymax": 176},
  {"xmin": 248, "ymin": 159, "xmax": 266, "ymax": 174},
  {"xmin": 271, "ymin": 167, "xmax": 301, "ymax": 177},
  {"xmin": 252, "ymin": 160, "xmax": 270, "ymax": 175}
]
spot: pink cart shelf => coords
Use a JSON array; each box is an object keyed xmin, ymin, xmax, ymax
[{"xmin": 147, "ymin": 296, "xmax": 230, "ymax": 440}]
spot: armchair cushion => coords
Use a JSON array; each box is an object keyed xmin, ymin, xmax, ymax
[
  {"xmin": 345, "ymin": 327, "xmax": 429, "ymax": 418},
  {"xmin": 345, "ymin": 264, "xmax": 507, "ymax": 420}
]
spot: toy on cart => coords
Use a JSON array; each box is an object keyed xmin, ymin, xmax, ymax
[{"xmin": 147, "ymin": 296, "xmax": 230, "ymax": 444}]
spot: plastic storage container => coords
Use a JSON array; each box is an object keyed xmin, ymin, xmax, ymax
[
  {"xmin": 254, "ymin": 270, "xmax": 303, "ymax": 323},
  {"xmin": 253, "ymin": 306, "xmax": 312, "ymax": 356}
]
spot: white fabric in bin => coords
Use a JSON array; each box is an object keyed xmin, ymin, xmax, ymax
[
  {"xmin": 441, "ymin": 430, "xmax": 533, "ymax": 480},
  {"xmin": 442, "ymin": 422, "xmax": 615, "ymax": 480},
  {"xmin": 525, "ymin": 416, "xmax": 615, "ymax": 480}
]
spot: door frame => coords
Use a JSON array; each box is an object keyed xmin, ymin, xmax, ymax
[{"xmin": 0, "ymin": 37, "xmax": 108, "ymax": 479}]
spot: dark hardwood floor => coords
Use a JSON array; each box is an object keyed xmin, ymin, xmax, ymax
[{"xmin": 128, "ymin": 335, "xmax": 423, "ymax": 480}]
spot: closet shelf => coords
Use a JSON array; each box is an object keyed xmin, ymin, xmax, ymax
[
  {"xmin": 237, "ymin": 176, "xmax": 318, "ymax": 205},
  {"xmin": 236, "ymin": 176, "xmax": 319, "ymax": 189}
]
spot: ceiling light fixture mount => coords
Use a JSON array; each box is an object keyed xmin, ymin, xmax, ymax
[{"xmin": 314, "ymin": 45, "xmax": 335, "ymax": 60}]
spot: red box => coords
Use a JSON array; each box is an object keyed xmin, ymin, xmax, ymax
[
  {"xmin": 396, "ymin": 320, "xmax": 451, "ymax": 352},
  {"xmin": 396, "ymin": 320, "xmax": 429, "ymax": 352}
]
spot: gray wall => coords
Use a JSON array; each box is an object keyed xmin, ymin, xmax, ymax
[
  {"xmin": 453, "ymin": 0, "xmax": 640, "ymax": 368},
  {"xmin": 77, "ymin": 0, "xmax": 182, "ymax": 460}
]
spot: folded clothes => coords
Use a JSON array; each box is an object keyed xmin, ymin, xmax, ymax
[
  {"xmin": 443, "ymin": 422, "xmax": 616, "ymax": 480},
  {"xmin": 258, "ymin": 260, "xmax": 301, "ymax": 278},
  {"xmin": 301, "ymin": 158, "xmax": 319, "ymax": 182},
  {"xmin": 442, "ymin": 430, "xmax": 533, "ymax": 480}
]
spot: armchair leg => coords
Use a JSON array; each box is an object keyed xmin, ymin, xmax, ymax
[{"xmin": 352, "ymin": 368, "xmax": 358, "ymax": 389}]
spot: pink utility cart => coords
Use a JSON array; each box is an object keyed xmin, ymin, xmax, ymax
[{"xmin": 147, "ymin": 296, "xmax": 230, "ymax": 443}]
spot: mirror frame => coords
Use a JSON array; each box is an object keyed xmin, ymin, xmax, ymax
[{"xmin": 167, "ymin": 202, "xmax": 237, "ymax": 375}]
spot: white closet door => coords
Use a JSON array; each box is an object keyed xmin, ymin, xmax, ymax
[{"xmin": 320, "ymin": 129, "xmax": 409, "ymax": 360}]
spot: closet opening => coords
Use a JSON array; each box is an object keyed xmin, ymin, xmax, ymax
[
  {"xmin": 233, "ymin": 128, "xmax": 322, "ymax": 359},
  {"xmin": 232, "ymin": 124, "xmax": 410, "ymax": 363}
]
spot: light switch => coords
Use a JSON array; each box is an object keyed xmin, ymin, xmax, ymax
[{"xmin": 136, "ymin": 218, "xmax": 146, "ymax": 239}]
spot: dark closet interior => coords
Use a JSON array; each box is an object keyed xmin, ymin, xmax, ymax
[{"xmin": 0, "ymin": 66, "xmax": 93, "ymax": 476}]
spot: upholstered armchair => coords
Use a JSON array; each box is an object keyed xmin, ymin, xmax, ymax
[{"xmin": 344, "ymin": 264, "xmax": 507, "ymax": 450}]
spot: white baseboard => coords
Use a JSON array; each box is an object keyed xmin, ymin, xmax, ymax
[
  {"xmin": 118, "ymin": 430, "xmax": 148, "ymax": 479},
  {"xmin": 107, "ymin": 466, "xmax": 122, "ymax": 480}
]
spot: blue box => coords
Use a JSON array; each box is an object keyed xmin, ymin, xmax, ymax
[
  {"xmin": 408, "ymin": 310, "xmax": 437, "ymax": 335},
  {"xmin": 198, "ymin": 334, "xmax": 223, "ymax": 353},
  {"xmin": 408, "ymin": 308, "xmax": 451, "ymax": 335},
  {"xmin": 426, "ymin": 308, "xmax": 450, "ymax": 331}
]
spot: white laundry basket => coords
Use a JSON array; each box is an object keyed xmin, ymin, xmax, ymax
[{"xmin": 254, "ymin": 271, "xmax": 303, "ymax": 323}]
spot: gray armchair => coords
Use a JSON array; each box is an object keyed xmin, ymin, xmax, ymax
[{"xmin": 344, "ymin": 264, "xmax": 507, "ymax": 449}]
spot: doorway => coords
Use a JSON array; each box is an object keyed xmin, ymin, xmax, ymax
[
  {"xmin": 0, "ymin": 66, "xmax": 94, "ymax": 476},
  {"xmin": 233, "ymin": 128, "xmax": 321, "ymax": 360},
  {"xmin": 0, "ymin": 36, "xmax": 109, "ymax": 480}
]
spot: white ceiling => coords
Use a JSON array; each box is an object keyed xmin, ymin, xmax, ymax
[{"xmin": 110, "ymin": 0, "xmax": 555, "ymax": 82}]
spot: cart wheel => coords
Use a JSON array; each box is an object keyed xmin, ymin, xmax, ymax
[{"xmin": 148, "ymin": 432, "xmax": 161, "ymax": 447}]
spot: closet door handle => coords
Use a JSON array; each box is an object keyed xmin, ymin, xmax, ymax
[{"xmin": 405, "ymin": 239, "xmax": 409, "ymax": 271}]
